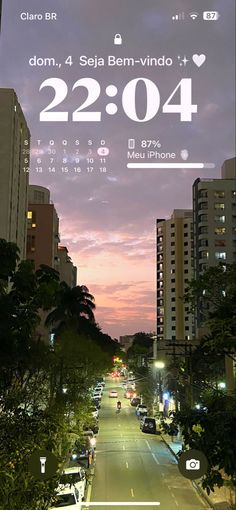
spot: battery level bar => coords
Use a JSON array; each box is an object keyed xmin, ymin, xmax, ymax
[
  {"xmin": 128, "ymin": 138, "xmax": 135, "ymax": 149},
  {"xmin": 203, "ymin": 11, "xmax": 220, "ymax": 20},
  {"xmin": 127, "ymin": 163, "xmax": 215, "ymax": 169}
]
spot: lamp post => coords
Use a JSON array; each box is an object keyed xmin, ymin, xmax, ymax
[{"xmin": 154, "ymin": 361, "xmax": 165, "ymax": 410}]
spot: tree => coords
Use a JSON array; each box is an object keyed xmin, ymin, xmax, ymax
[{"xmin": 45, "ymin": 284, "xmax": 96, "ymax": 334}]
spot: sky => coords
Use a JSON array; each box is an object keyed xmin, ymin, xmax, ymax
[{"xmin": 0, "ymin": 0, "xmax": 235, "ymax": 338}]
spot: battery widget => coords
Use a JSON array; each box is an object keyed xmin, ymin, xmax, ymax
[
  {"xmin": 128, "ymin": 139, "xmax": 136, "ymax": 149},
  {"xmin": 203, "ymin": 11, "xmax": 220, "ymax": 20}
]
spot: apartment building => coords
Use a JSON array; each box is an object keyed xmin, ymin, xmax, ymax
[
  {"xmin": 156, "ymin": 209, "xmax": 194, "ymax": 344},
  {"xmin": 27, "ymin": 185, "xmax": 60, "ymax": 270},
  {"xmin": 0, "ymin": 88, "xmax": 30, "ymax": 258},
  {"xmin": 193, "ymin": 157, "xmax": 236, "ymax": 276}
]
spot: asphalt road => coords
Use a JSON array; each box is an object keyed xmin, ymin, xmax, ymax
[{"xmin": 87, "ymin": 378, "xmax": 210, "ymax": 510}]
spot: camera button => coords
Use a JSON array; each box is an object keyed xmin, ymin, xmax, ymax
[{"xmin": 177, "ymin": 449, "xmax": 208, "ymax": 480}]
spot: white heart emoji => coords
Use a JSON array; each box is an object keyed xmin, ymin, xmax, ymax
[{"xmin": 192, "ymin": 54, "xmax": 206, "ymax": 67}]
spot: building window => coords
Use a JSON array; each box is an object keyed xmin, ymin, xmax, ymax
[
  {"xmin": 215, "ymin": 240, "xmax": 226, "ymax": 247},
  {"xmin": 215, "ymin": 252, "xmax": 226, "ymax": 260},
  {"xmin": 171, "ymin": 269, "xmax": 175, "ymax": 274},
  {"xmin": 171, "ymin": 223, "xmax": 175, "ymax": 228},
  {"xmin": 171, "ymin": 233, "xmax": 175, "ymax": 237},
  {"xmin": 184, "ymin": 260, "xmax": 189, "ymax": 264},
  {"xmin": 171, "ymin": 278, "xmax": 175, "ymax": 283},
  {"xmin": 171, "ymin": 297, "xmax": 176, "ymax": 302},
  {"xmin": 184, "ymin": 269, "xmax": 188, "ymax": 274},
  {"xmin": 27, "ymin": 211, "xmax": 33, "ymax": 219},
  {"xmin": 214, "ymin": 215, "xmax": 225, "ymax": 223},
  {"xmin": 172, "ymin": 316, "xmax": 176, "ymax": 322},
  {"xmin": 171, "ymin": 241, "xmax": 175, "ymax": 246},
  {"xmin": 199, "ymin": 214, "xmax": 208, "ymax": 222},
  {"xmin": 184, "ymin": 232, "xmax": 188, "ymax": 237},
  {"xmin": 214, "ymin": 203, "xmax": 225, "ymax": 210},
  {"xmin": 171, "ymin": 326, "xmax": 176, "ymax": 330},
  {"xmin": 171, "ymin": 250, "xmax": 175, "ymax": 255},
  {"xmin": 232, "ymin": 191, "xmax": 236, "ymax": 197},
  {"xmin": 185, "ymin": 326, "xmax": 190, "ymax": 331},
  {"xmin": 233, "ymin": 227, "xmax": 236, "ymax": 233},
  {"xmin": 171, "ymin": 307, "xmax": 176, "ymax": 311},
  {"xmin": 171, "ymin": 287, "xmax": 175, "ymax": 292},
  {"xmin": 184, "ymin": 278, "xmax": 189, "ymax": 283},
  {"xmin": 214, "ymin": 191, "xmax": 225, "ymax": 198},
  {"xmin": 184, "ymin": 241, "xmax": 188, "ymax": 246},
  {"xmin": 171, "ymin": 260, "xmax": 175, "ymax": 265},
  {"xmin": 199, "ymin": 226, "xmax": 208, "ymax": 234},
  {"xmin": 199, "ymin": 190, "xmax": 208, "ymax": 198},
  {"xmin": 199, "ymin": 202, "xmax": 208, "ymax": 209},
  {"xmin": 201, "ymin": 251, "xmax": 209, "ymax": 259},
  {"xmin": 184, "ymin": 251, "xmax": 188, "ymax": 255},
  {"xmin": 215, "ymin": 227, "xmax": 226, "ymax": 235}
]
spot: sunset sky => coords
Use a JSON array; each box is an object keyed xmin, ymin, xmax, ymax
[{"xmin": 0, "ymin": 0, "xmax": 235, "ymax": 338}]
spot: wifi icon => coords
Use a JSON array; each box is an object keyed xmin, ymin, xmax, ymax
[{"xmin": 189, "ymin": 12, "xmax": 199, "ymax": 19}]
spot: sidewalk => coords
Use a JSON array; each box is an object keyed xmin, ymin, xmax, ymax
[{"xmin": 161, "ymin": 433, "xmax": 233, "ymax": 510}]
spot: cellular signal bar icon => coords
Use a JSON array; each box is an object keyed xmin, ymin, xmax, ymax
[{"xmin": 172, "ymin": 12, "xmax": 185, "ymax": 21}]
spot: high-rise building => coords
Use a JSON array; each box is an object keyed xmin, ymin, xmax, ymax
[
  {"xmin": 58, "ymin": 246, "xmax": 77, "ymax": 288},
  {"xmin": 27, "ymin": 185, "xmax": 60, "ymax": 270},
  {"xmin": 156, "ymin": 209, "xmax": 194, "ymax": 344},
  {"xmin": 193, "ymin": 157, "xmax": 236, "ymax": 277},
  {"xmin": 0, "ymin": 88, "xmax": 30, "ymax": 259}
]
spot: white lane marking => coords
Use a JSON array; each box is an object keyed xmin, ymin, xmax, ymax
[
  {"xmin": 131, "ymin": 488, "xmax": 135, "ymax": 498},
  {"xmin": 126, "ymin": 461, "xmax": 129, "ymax": 468},
  {"xmin": 152, "ymin": 453, "xmax": 160, "ymax": 465},
  {"xmin": 145, "ymin": 439, "xmax": 152, "ymax": 451}
]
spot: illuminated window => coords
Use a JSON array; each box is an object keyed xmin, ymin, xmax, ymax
[
  {"xmin": 215, "ymin": 252, "xmax": 226, "ymax": 260},
  {"xmin": 214, "ymin": 191, "xmax": 225, "ymax": 198},
  {"xmin": 27, "ymin": 211, "xmax": 33, "ymax": 219},
  {"xmin": 214, "ymin": 215, "xmax": 225, "ymax": 223},
  {"xmin": 32, "ymin": 223, "xmax": 37, "ymax": 228},
  {"xmin": 215, "ymin": 227, "xmax": 226, "ymax": 235},
  {"xmin": 214, "ymin": 203, "xmax": 225, "ymax": 210}
]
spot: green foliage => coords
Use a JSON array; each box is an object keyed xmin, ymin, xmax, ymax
[{"xmin": 0, "ymin": 241, "xmax": 110, "ymax": 508}]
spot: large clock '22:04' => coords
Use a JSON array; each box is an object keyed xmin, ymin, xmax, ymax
[{"xmin": 39, "ymin": 77, "xmax": 197, "ymax": 123}]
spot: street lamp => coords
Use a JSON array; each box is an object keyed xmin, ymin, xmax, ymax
[
  {"xmin": 154, "ymin": 361, "xmax": 165, "ymax": 408},
  {"xmin": 218, "ymin": 382, "xmax": 226, "ymax": 389},
  {"xmin": 154, "ymin": 361, "xmax": 165, "ymax": 369}
]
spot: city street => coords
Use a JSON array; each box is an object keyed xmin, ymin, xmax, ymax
[{"xmin": 87, "ymin": 378, "xmax": 210, "ymax": 510}]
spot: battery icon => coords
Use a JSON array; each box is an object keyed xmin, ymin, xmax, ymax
[
  {"xmin": 128, "ymin": 138, "xmax": 135, "ymax": 149},
  {"xmin": 203, "ymin": 11, "xmax": 220, "ymax": 20}
]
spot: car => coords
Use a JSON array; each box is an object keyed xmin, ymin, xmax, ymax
[
  {"xmin": 140, "ymin": 417, "xmax": 156, "ymax": 434},
  {"xmin": 92, "ymin": 392, "xmax": 101, "ymax": 400},
  {"xmin": 130, "ymin": 397, "xmax": 141, "ymax": 406},
  {"xmin": 136, "ymin": 404, "xmax": 148, "ymax": 416},
  {"xmin": 109, "ymin": 390, "xmax": 118, "ymax": 398},
  {"xmin": 95, "ymin": 383, "xmax": 104, "ymax": 389},
  {"xmin": 91, "ymin": 398, "xmax": 101, "ymax": 409},
  {"xmin": 90, "ymin": 406, "xmax": 99, "ymax": 419},
  {"xmin": 59, "ymin": 466, "xmax": 86, "ymax": 502},
  {"xmin": 70, "ymin": 438, "xmax": 95, "ymax": 468},
  {"xmin": 124, "ymin": 389, "xmax": 136, "ymax": 399},
  {"xmin": 82, "ymin": 430, "xmax": 97, "ymax": 448},
  {"xmin": 50, "ymin": 485, "xmax": 81, "ymax": 509}
]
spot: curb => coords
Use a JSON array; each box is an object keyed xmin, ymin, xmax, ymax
[{"xmin": 161, "ymin": 435, "xmax": 216, "ymax": 509}]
